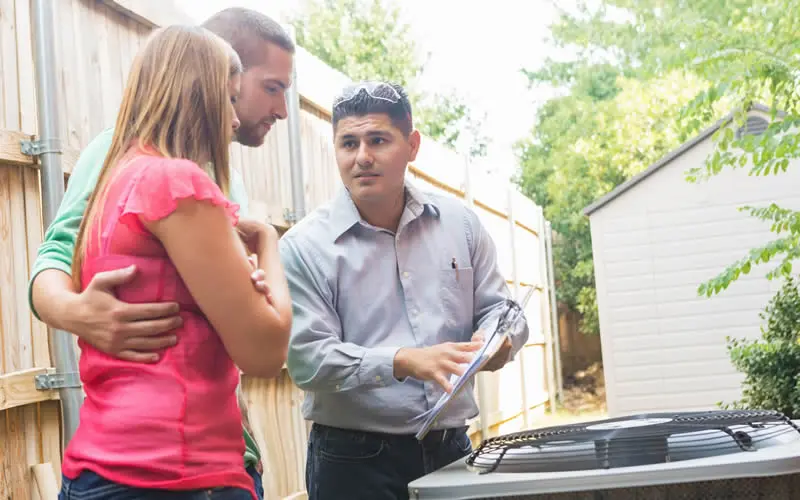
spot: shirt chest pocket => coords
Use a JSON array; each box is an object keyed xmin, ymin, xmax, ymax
[{"xmin": 438, "ymin": 266, "xmax": 474, "ymax": 324}]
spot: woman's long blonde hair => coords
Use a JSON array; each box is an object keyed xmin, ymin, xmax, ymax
[{"xmin": 72, "ymin": 25, "xmax": 243, "ymax": 285}]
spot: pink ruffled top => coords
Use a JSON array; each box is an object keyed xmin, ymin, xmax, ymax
[{"xmin": 62, "ymin": 149, "xmax": 255, "ymax": 499}]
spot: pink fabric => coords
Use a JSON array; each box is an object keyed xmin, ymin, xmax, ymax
[{"xmin": 62, "ymin": 151, "xmax": 255, "ymax": 499}]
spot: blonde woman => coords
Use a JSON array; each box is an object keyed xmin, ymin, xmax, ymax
[{"xmin": 58, "ymin": 25, "xmax": 292, "ymax": 500}]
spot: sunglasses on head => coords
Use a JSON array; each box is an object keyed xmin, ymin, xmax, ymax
[{"xmin": 333, "ymin": 81, "xmax": 403, "ymax": 110}]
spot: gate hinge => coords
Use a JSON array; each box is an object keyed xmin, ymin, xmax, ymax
[
  {"xmin": 34, "ymin": 369, "xmax": 82, "ymax": 391},
  {"xmin": 20, "ymin": 138, "xmax": 62, "ymax": 157}
]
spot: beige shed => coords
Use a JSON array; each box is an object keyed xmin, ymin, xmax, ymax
[{"xmin": 584, "ymin": 104, "xmax": 800, "ymax": 417}]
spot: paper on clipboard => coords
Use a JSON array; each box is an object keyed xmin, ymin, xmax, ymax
[{"xmin": 411, "ymin": 286, "xmax": 535, "ymax": 440}]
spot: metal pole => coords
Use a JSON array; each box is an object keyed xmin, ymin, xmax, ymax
[
  {"xmin": 464, "ymin": 155, "xmax": 490, "ymax": 441},
  {"xmin": 284, "ymin": 24, "xmax": 306, "ymax": 224},
  {"xmin": 539, "ymin": 208, "xmax": 558, "ymax": 415},
  {"xmin": 32, "ymin": 0, "xmax": 83, "ymax": 446},
  {"xmin": 545, "ymin": 222, "xmax": 564, "ymax": 400}
]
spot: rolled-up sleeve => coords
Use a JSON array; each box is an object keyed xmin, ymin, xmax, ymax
[
  {"xmin": 467, "ymin": 208, "xmax": 530, "ymax": 359},
  {"xmin": 280, "ymin": 236, "xmax": 399, "ymax": 392}
]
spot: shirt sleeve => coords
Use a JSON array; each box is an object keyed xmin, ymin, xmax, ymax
[
  {"xmin": 280, "ymin": 235, "xmax": 399, "ymax": 393},
  {"xmin": 467, "ymin": 207, "xmax": 530, "ymax": 360},
  {"xmin": 117, "ymin": 157, "xmax": 239, "ymax": 227},
  {"xmin": 28, "ymin": 128, "xmax": 115, "ymax": 320},
  {"xmin": 229, "ymin": 168, "xmax": 249, "ymax": 218}
]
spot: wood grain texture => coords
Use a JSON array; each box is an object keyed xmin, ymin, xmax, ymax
[
  {"xmin": 0, "ymin": 368, "xmax": 59, "ymax": 412},
  {"xmin": 101, "ymin": 0, "xmax": 193, "ymax": 28},
  {"xmin": 2, "ymin": 0, "xmax": 555, "ymax": 497},
  {"xmin": 0, "ymin": 130, "xmax": 34, "ymax": 166},
  {"xmin": 32, "ymin": 462, "xmax": 60, "ymax": 500}
]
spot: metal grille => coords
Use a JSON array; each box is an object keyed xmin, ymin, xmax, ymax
[
  {"xmin": 735, "ymin": 116, "xmax": 770, "ymax": 138},
  {"xmin": 467, "ymin": 410, "xmax": 800, "ymax": 474},
  {"xmin": 474, "ymin": 472, "xmax": 800, "ymax": 499}
]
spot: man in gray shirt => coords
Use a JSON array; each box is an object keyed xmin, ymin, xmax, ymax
[{"xmin": 280, "ymin": 81, "xmax": 530, "ymax": 499}]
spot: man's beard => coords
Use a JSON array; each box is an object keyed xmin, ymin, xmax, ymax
[{"xmin": 235, "ymin": 123, "xmax": 267, "ymax": 148}]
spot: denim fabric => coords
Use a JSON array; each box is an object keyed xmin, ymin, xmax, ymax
[
  {"xmin": 305, "ymin": 423, "xmax": 473, "ymax": 500},
  {"xmin": 245, "ymin": 465, "xmax": 264, "ymax": 500},
  {"xmin": 58, "ymin": 470, "xmax": 253, "ymax": 500}
]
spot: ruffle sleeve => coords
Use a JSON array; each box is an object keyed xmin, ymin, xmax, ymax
[{"xmin": 118, "ymin": 156, "xmax": 240, "ymax": 228}]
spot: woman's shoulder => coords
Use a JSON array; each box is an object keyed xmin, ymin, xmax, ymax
[
  {"xmin": 121, "ymin": 152, "xmax": 205, "ymax": 181},
  {"xmin": 117, "ymin": 152, "xmax": 239, "ymax": 225}
]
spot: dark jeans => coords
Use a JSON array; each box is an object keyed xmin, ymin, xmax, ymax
[
  {"xmin": 306, "ymin": 423, "xmax": 473, "ymax": 500},
  {"xmin": 58, "ymin": 466, "xmax": 263, "ymax": 500},
  {"xmin": 247, "ymin": 465, "xmax": 264, "ymax": 500}
]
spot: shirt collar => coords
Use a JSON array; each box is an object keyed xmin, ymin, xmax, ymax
[{"xmin": 329, "ymin": 180, "xmax": 440, "ymax": 241}]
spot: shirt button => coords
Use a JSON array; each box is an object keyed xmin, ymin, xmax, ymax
[
  {"xmin": 375, "ymin": 375, "xmax": 382, "ymax": 382},
  {"xmin": 336, "ymin": 384, "xmax": 341, "ymax": 391},
  {"xmin": 403, "ymin": 271, "xmax": 409, "ymax": 278}
]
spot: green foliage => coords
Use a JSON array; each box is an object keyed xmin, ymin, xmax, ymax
[
  {"xmin": 289, "ymin": 0, "xmax": 489, "ymax": 156},
  {"xmin": 291, "ymin": 0, "xmax": 421, "ymax": 87},
  {"xmin": 722, "ymin": 276, "xmax": 800, "ymax": 417},
  {"xmin": 538, "ymin": 0, "xmax": 800, "ymax": 298},
  {"xmin": 515, "ymin": 65, "xmax": 710, "ymax": 334}
]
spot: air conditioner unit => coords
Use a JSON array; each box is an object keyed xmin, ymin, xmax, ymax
[{"xmin": 408, "ymin": 410, "xmax": 800, "ymax": 499}]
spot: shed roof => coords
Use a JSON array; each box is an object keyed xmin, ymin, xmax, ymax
[{"xmin": 582, "ymin": 103, "xmax": 771, "ymax": 216}]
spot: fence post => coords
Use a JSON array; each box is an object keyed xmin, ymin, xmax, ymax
[
  {"xmin": 545, "ymin": 221, "xmax": 563, "ymax": 400},
  {"xmin": 507, "ymin": 187, "xmax": 531, "ymax": 428},
  {"xmin": 539, "ymin": 208, "xmax": 558, "ymax": 414},
  {"xmin": 284, "ymin": 24, "xmax": 306, "ymax": 224},
  {"xmin": 463, "ymin": 155, "xmax": 491, "ymax": 441}
]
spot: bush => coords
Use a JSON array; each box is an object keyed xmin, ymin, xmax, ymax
[{"xmin": 723, "ymin": 275, "xmax": 800, "ymax": 418}]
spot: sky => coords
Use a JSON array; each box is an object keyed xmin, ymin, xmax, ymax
[{"xmin": 176, "ymin": 0, "xmax": 564, "ymax": 178}]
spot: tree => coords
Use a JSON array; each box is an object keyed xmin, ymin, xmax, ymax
[
  {"xmin": 536, "ymin": 0, "xmax": 800, "ymax": 297},
  {"xmin": 290, "ymin": 0, "xmax": 421, "ymax": 87},
  {"xmin": 515, "ymin": 62, "xmax": 709, "ymax": 334},
  {"xmin": 290, "ymin": 0, "xmax": 490, "ymax": 156},
  {"xmin": 723, "ymin": 275, "xmax": 800, "ymax": 417}
]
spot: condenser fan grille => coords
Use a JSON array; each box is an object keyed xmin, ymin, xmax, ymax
[{"xmin": 466, "ymin": 410, "xmax": 800, "ymax": 474}]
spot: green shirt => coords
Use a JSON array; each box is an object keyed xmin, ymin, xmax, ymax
[{"xmin": 28, "ymin": 127, "xmax": 261, "ymax": 469}]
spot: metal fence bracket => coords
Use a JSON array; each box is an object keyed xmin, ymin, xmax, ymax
[
  {"xmin": 20, "ymin": 138, "xmax": 62, "ymax": 157},
  {"xmin": 35, "ymin": 369, "xmax": 82, "ymax": 391},
  {"xmin": 283, "ymin": 208, "xmax": 299, "ymax": 224}
]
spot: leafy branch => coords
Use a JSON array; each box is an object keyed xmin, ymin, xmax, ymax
[{"xmin": 698, "ymin": 233, "xmax": 800, "ymax": 297}]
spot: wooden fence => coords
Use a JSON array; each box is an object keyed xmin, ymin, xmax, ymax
[{"xmin": 0, "ymin": 0, "xmax": 557, "ymax": 498}]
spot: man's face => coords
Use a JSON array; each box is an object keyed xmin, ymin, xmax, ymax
[
  {"xmin": 334, "ymin": 113, "xmax": 420, "ymax": 204},
  {"xmin": 234, "ymin": 41, "xmax": 294, "ymax": 147},
  {"xmin": 227, "ymin": 73, "xmax": 242, "ymax": 136}
]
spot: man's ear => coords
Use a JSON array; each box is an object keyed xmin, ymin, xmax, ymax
[{"xmin": 408, "ymin": 129, "xmax": 421, "ymax": 162}]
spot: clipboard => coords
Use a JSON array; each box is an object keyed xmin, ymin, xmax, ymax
[{"xmin": 411, "ymin": 286, "xmax": 535, "ymax": 440}]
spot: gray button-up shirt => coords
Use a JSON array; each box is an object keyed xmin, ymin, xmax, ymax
[{"xmin": 279, "ymin": 182, "xmax": 529, "ymax": 434}]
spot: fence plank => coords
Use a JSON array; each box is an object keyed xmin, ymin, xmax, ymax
[
  {"xmin": 0, "ymin": 130, "xmax": 33, "ymax": 166},
  {"xmin": 0, "ymin": 369, "xmax": 59, "ymax": 412}
]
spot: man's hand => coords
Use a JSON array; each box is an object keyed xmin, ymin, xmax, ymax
[
  {"xmin": 66, "ymin": 265, "xmax": 182, "ymax": 363},
  {"xmin": 237, "ymin": 218, "xmax": 279, "ymax": 255},
  {"xmin": 472, "ymin": 331, "xmax": 512, "ymax": 372},
  {"xmin": 66, "ymin": 262, "xmax": 274, "ymax": 363},
  {"xmin": 393, "ymin": 341, "xmax": 483, "ymax": 393}
]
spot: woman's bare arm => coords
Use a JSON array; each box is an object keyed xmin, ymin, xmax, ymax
[{"xmin": 145, "ymin": 198, "xmax": 292, "ymax": 378}]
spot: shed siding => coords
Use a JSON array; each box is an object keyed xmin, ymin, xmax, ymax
[{"xmin": 591, "ymin": 118, "xmax": 800, "ymax": 416}]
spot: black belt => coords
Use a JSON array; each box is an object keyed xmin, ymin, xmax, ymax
[{"xmin": 312, "ymin": 422, "xmax": 467, "ymax": 448}]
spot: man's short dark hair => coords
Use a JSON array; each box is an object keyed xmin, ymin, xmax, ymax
[
  {"xmin": 202, "ymin": 7, "xmax": 295, "ymax": 70},
  {"xmin": 332, "ymin": 81, "xmax": 414, "ymax": 136}
]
